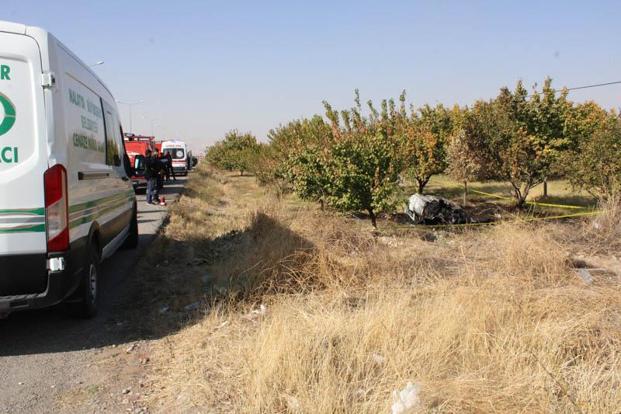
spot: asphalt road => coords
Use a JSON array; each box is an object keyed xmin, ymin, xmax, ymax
[{"xmin": 0, "ymin": 177, "xmax": 186, "ymax": 414}]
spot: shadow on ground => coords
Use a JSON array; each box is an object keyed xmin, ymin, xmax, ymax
[
  {"xmin": 0, "ymin": 180, "xmax": 187, "ymax": 357},
  {"xmin": 123, "ymin": 212, "xmax": 315, "ymax": 339},
  {"xmin": 0, "ymin": 210, "xmax": 313, "ymax": 357}
]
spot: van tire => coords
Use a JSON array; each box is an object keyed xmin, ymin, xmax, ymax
[
  {"xmin": 123, "ymin": 204, "xmax": 139, "ymax": 249},
  {"xmin": 66, "ymin": 244, "xmax": 99, "ymax": 318}
]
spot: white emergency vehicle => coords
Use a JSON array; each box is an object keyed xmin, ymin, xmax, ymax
[
  {"xmin": 0, "ymin": 21, "xmax": 138, "ymax": 317},
  {"xmin": 161, "ymin": 140, "xmax": 188, "ymax": 175}
]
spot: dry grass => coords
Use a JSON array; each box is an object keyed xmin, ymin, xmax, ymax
[
  {"xmin": 143, "ymin": 165, "xmax": 621, "ymax": 413},
  {"xmin": 586, "ymin": 194, "xmax": 621, "ymax": 254}
]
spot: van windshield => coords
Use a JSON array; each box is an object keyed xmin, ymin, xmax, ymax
[{"xmin": 165, "ymin": 148, "xmax": 185, "ymax": 159}]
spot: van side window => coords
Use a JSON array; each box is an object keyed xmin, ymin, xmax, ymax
[{"xmin": 102, "ymin": 100, "xmax": 121, "ymax": 166}]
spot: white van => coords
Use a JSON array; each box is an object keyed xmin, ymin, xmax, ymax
[
  {"xmin": 161, "ymin": 140, "xmax": 188, "ymax": 176},
  {"xmin": 0, "ymin": 21, "xmax": 138, "ymax": 317}
]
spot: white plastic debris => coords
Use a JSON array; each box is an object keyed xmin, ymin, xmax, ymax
[
  {"xmin": 243, "ymin": 304, "xmax": 268, "ymax": 322},
  {"xmin": 391, "ymin": 382, "xmax": 421, "ymax": 414},
  {"xmin": 371, "ymin": 352, "xmax": 385, "ymax": 366},
  {"xmin": 215, "ymin": 321, "xmax": 229, "ymax": 329},
  {"xmin": 252, "ymin": 304, "xmax": 267, "ymax": 316},
  {"xmin": 284, "ymin": 394, "xmax": 301, "ymax": 411},
  {"xmin": 576, "ymin": 268, "xmax": 593, "ymax": 285}
]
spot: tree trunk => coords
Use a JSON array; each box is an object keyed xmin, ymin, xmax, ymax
[
  {"xmin": 511, "ymin": 183, "xmax": 525, "ymax": 208},
  {"xmin": 463, "ymin": 181, "xmax": 468, "ymax": 206},
  {"xmin": 417, "ymin": 177, "xmax": 430, "ymax": 194},
  {"xmin": 512, "ymin": 182, "xmax": 531, "ymax": 208},
  {"xmin": 368, "ymin": 208, "xmax": 377, "ymax": 229},
  {"xmin": 240, "ymin": 170, "xmax": 244, "ymax": 176},
  {"xmin": 543, "ymin": 179, "xmax": 548, "ymax": 198},
  {"xmin": 319, "ymin": 199, "xmax": 325, "ymax": 211}
]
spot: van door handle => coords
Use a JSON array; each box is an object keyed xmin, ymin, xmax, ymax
[{"xmin": 78, "ymin": 171, "xmax": 110, "ymax": 180}]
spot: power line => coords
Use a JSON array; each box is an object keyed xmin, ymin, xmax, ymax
[
  {"xmin": 564, "ymin": 80, "xmax": 621, "ymax": 92},
  {"xmin": 529, "ymin": 80, "xmax": 621, "ymax": 97}
]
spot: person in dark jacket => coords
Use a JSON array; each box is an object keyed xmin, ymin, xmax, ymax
[
  {"xmin": 144, "ymin": 149, "xmax": 160, "ymax": 204},
  {"xmin": 164, "ymin": 152, "xmax": 176, "ymax": 182},
  {"xmin": 156, "ymin": 152, "xmax": 165, "ymax": 192}
]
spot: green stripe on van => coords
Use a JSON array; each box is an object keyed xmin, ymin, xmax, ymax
[
  {"xmin": 0, "ymin": 224, "xmax": 45, "ymax": 234},
  {"xmin": 0, "ymin": 190, "xmax": 134, "ymax": 233},
  {"xmin": 69, "ymin": 195, "xmax": 134, "ymax": 229},
  {"xmin": 69, "ymin": 190, "xmax": 134, "ymax": 214},
  {"xmin": 0, "ymin": 208, "xmax": 46, "ymax": 234},
  {"xmin": 0, "ymin": 208, "xmax": 45, "ymax": 216}
]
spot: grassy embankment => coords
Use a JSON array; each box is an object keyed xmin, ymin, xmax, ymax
[{"xmin": 138, "ymin": 164, "xmax": 620, "ymax": 413}]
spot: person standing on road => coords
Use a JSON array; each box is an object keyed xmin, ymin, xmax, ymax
[
  {"xmin": 164, "ymin": 152, "xmax": 176, "ymax": 183},
  {"xmin": 156, "ymin": 152, "xmax": 165, "ymax": 192},
  {"xmin": 144, "ymin": 149, "xmax": 159, "ymax": 205}
]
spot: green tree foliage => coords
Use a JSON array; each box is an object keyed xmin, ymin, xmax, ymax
[
  {"xmin": 494, "ymin": 78, "xmax": 571, "ymax": 205},
  {"xmin": 455, "ymin": 79, "xmax": 571, "ymax": 207},
  {"xmin": 210, "ymin": 79, "xmax": 616, "ymax": 222},
  {"xmin": 279, "ymin": 92, "xmax": 406, "ymax": 227},
  {"xmin": 564, "ymin": 108, "xmax": 621, "ymax": 198},
  {"xmin": 323, "ymin": 129, "xmax": 403, "ymax": 228},
  {"xmin": 267, "ymin": 116, "xmax": 333, "ymax": 203},
  {"xmin": 205, "ymin": 130, "xmax": 258, "ymax": 176},
  {"xmin": 402, "ymin": 103, "xmax": 452, "ymax": 193},
  {"xmin": 563, "ymin": 101, "xmax": 610, "ymax": 150}
]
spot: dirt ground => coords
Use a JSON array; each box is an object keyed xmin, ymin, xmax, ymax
[{"xmin": 0, "ymin": 179, "xmax": 186, "ymax": 414}]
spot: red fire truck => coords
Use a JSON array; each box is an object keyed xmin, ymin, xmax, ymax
[{"xmin": 124, "ymin": 133, "xmax": 156, "ymax": 191}]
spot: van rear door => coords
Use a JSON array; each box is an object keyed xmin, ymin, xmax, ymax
[{"xmin": 0, "ymin": 30, "xmax": 47, "ymax": 262}]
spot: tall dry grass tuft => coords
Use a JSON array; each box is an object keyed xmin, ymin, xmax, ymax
[
  {"xmin": 146, "ymin": 168, "xmax": 621, "ymax": 413},
  {"xmin": 208, "ymin": 207, "xmax": 395, "ymax": 299},
  {"xmin": 473, "ymin": 222, "xmax": 573, "ymax": 286},
  {"xmin": 208, "ymin": 210, "xmax": 317, "ymax": 297},
  {"xmin": 587, "ymin": 193, "xmax": 621, "ymax": 253}
]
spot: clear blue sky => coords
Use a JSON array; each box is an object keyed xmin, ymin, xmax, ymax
[{"xmin": 3, "ymin": 1, "xmax": 621, "ymax": 151}]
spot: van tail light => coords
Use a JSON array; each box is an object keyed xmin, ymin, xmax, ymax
[{"xmin": 44, "ymin": 164, "xmax": 69, "ymax": 252}]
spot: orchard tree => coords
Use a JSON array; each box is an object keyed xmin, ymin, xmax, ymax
[
  {"xmin": 205, "ymin": 141, "xmax": 227, "ymax": 169},
  {"xmin": 206, "ymin": 130, "xmax": 259, "ymax": 175},
  {"xmin": 460, "ymin": 79, "xmax": 571, "ymax": 207},
  {"xmin": 563, "ymin": 101, "xmax": 610, "ymax": 150},
  {"xmin": 566, "ymin": 111, "xmax": 621, "ymax": 199},
  {"xmin": 288, "ymin": 148, "xmax": 331, "ymax": 208},
  {"xmin": 285, "ymin": 94, "xmax": 404, "ymax": 228},
  {"xmin": 446, "ymin": 128, "xmax": 482, "ymax": 205},
  {"xmin": 454, "ymin": 99, "xmax": 534, "ymax": 207},
  {"xmin": 322, "ymin": 96, "xmax": 406, "ymax": 228},
  {"xmin": 495, "ymin": 78, "xmax": 571, "ymax": 201},
  {"xmin": 404, "ymin": 127, "xmax": 446, "ymax": 193},
  {"xmin": 397, "ymin": 100, "xmax": 452, "ymax": 194},
  {"xmin": 269, "ymin": 116, "xmax": 333, "ymax": 206},
  {"xmin": 324, "ymin": 130, "xmax": 404, "ymax": 228}
]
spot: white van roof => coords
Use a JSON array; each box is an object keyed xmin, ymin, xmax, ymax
[
  {"xmin": 162, "ymin": 140, "xmax": 187, "ymax": 146},
  {"xmin": 0, "ymin": 20, "xmax": 27, "ymax": 34},
  {"xmin": 0, "ymin": 20, "xmax": 114, "ymax": 99}
]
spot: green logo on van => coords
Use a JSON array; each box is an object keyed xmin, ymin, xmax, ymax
[{"xmin": 0, "ymin": 93, "xmax": 16, "ymax": 136}]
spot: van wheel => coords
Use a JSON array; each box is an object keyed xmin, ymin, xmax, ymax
[
  {"xmin": 66, "ymin": 244, "xmax": 99, "ymax": 318},
  {"xmin": 123, "ymin": 204, "xmax": 139, "ymax": 249}
]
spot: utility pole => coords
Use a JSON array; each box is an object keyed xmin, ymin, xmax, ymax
[{"xmin": 116, "ymin": 100, "xmax": 143, "ymax": 133}]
